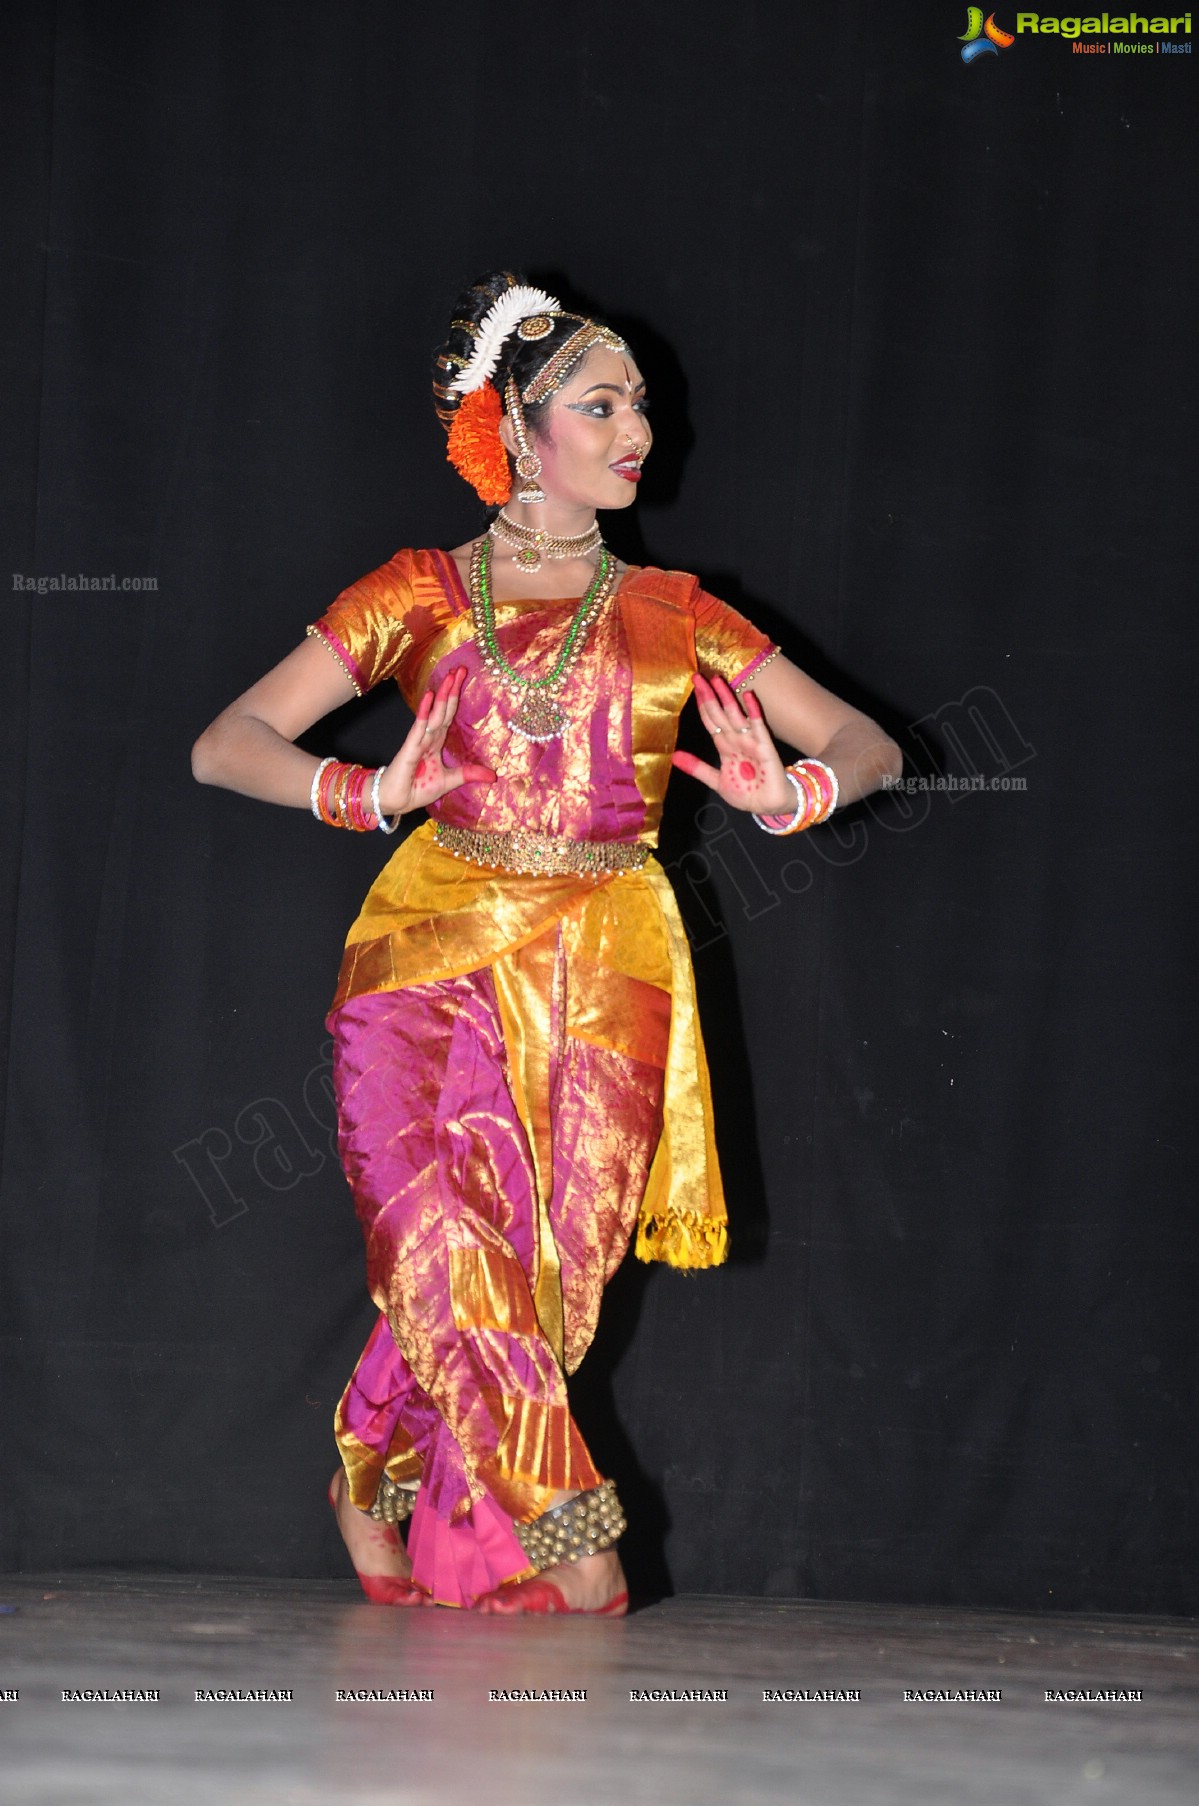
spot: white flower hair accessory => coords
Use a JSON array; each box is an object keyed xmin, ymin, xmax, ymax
[{"xmin": 449, "ymin": 284, "xmax": 562, "ymax": 395}]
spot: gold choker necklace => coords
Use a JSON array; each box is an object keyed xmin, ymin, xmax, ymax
[{"xmin": 488, "ymin": 511, "xmax": 602, "ymax": 574}]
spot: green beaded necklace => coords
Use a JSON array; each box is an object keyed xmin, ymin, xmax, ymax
[{"xmin": 470, "ymin": 534, "xmax": 617, "ymax": 743}]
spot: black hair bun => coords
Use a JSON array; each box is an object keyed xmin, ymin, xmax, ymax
[{"xmin": 430, "ymin": 271, "xmax": 623, "ymax": 435}]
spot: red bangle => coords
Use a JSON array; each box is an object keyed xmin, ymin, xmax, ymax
[
  {"xmin": 315, "ymin": 759, "xmax": 381, "ymax": 830},
  {"xmin": 790, "ymin": 759, "xmax": 838, "ymax": 824}
]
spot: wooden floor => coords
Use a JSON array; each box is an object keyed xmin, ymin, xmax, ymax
[{"xmin": 1, "ymin": 1574, "xmax": 1195, "ymax": 1804}]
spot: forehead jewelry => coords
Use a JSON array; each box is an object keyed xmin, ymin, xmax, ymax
[{"xmin": 522, "ymin": 321, "xmax": 628, "ymax": 407}]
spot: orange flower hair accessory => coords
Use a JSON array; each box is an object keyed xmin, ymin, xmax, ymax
[{"xmin": 446, "ymin": 381, "xmax": 510, "ymax": 505}]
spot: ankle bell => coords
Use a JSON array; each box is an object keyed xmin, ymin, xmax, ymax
[
  {"xmin": 514, "ymin": 1479, "xmax": 626, "ymax": 1571},
  {"xmin": 367, "ymin": 1475, "xmax": 418, "ymax": 1526}
]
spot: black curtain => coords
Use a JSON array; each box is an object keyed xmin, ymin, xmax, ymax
[{"xmin": 2, "ymin": 0, "xmax": 1194, "ymax": 1613}]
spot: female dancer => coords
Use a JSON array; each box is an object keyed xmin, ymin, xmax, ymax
[{"xmin": 192, "ymin": 272, "xmax": 901, "ymax": 1615}]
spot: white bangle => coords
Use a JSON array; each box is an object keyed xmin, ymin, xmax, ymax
[
  {"xmin": 803, "ymin": 757, "xmax": 839, "ymax": 816},
  {"xmin": 371, "ymin": 765, "xmax": 400, "ymax": 834},
  {"xmin": 310, "ymin": 756, "xmax": 336, "ymax": 819},
  {"xmin": 753, "ymin": 769, "xmax": 809, "ymax": 835}
]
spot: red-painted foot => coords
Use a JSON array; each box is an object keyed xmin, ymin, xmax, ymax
[
  {"xmin": 474, "ymin": 1578, "xmax": 629, "ymax": 1617},
  {"xmin": 327, "ymin": 1476, "xmax": 431, "ymax": 1608},
  {"xmin": 355, "ymin": 1571, "xmax": 433, "ymax": 1607}
]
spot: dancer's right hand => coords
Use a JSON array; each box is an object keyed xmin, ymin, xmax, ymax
[{"xmin": 375, "ymin": 667, "xmax": 495, "ymax": 817}]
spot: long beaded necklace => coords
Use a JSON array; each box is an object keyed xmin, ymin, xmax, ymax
[{"xmin": 470, "ymin": 533, "xmax": 618, "ymax": 743}]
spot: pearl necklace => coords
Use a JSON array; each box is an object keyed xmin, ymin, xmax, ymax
[{"xmin": 488, "ymin": 511, "xmax": 602, "ymax": 575}]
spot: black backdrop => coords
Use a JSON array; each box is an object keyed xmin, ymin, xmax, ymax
[{"xmin": 2, "ymin": 0, "xmax": 1195, "ymax": 1615}]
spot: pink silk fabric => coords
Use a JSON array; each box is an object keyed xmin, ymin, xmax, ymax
[{"xmin": 331, "ymin": 942, "xmax": 665, "ymax": 1607}]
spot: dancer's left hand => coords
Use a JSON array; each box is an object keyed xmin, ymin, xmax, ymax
[
  {"xmin": 376, "ymin": 667, "xmax": 494, "ymax": 817},
  {"xmin": 671, "ymin": 673, "xmax": 794, "ymax": 815}
]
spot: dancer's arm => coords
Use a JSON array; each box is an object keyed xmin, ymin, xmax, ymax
[
  {"xmin": 671, "ymin": 659, "xmax": 901, "ymax": 817},
  {"xmin": 191, "ymin": 640, "xmax": 493, "ymax": 816}
]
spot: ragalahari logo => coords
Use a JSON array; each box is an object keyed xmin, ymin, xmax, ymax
[{"xmin": 959, "ymin": 8, "xmax": 1016, "ymax": 58}]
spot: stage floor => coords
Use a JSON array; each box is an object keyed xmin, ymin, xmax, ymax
[{"xmin": 1, "ymin": 1575, "xmax": 1195, "ymax": 1804}]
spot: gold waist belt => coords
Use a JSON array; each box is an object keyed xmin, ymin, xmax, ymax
[{"xmin": 433, "ymin": 821, "xmax": 651, "ymax": 879}]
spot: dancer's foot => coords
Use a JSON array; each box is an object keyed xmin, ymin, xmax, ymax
[
  {"xmin": 475, "ymin": 1546, "xmax": 628, "ymax": 1616},
  {"xmin": 327, "ymin": 1469, "xmax": 428, "ymax": 1606}
]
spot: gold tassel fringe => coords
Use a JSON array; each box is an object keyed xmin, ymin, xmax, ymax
[{"xmin": 634, "ymin": 1209, "xmax": 729, "ymax": 1269}]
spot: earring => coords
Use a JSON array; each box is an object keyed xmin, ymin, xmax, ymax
[{"xmin": 505, "ymin": 378, "xmax": 545, "ymax": 504}]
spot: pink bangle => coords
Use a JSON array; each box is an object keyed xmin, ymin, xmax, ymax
[
  {"xmin": 753, "ymin": 771, "xmax": 815, "ymax": 836},
  {"xmin": 313, "ymin": 759, "xmax": 382, "ymax": 831},
  {"xmin": 344, "ymin": 764, "xmax": 376, "ymax": 831},
  {"xmin": 752, "ymin": 760, "xmax": 839, "ymax": 837},
  {"xmin": 792, "ymin": 758, "xmax": 839, "ymax": 822}
]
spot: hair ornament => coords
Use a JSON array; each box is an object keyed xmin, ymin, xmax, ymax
[
  {"xmin": 517, "ymin": 315, "xmax": 555, "ymax": 342},
  {"xmin": 449, "ymin": 284, "xmax": 562, "ymax": 395},
  {"xmin": 522, "ymin": 321, "xmax": 627, "ymax": 406},
  {"xmin": 445, "ymin": 381, "xmax": 511, "ymax": 505}
]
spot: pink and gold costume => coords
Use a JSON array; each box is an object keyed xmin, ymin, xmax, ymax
[{"xmin": 313, "ymin": 547, "xmax": 776, "ymax": 1605}]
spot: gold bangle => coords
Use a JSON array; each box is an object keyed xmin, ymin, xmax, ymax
[
  {"xmin": 791, "ymin": 766, "xmax": 822, "ymax": 821},
  {"xmin": 332, "ymin": 763, "xmax": 354, "ymax": 827}
]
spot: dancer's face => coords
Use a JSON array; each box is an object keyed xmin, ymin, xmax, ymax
[{"xmin": 528, "ymin": 346, "xmax": 652, "ymax": 511}]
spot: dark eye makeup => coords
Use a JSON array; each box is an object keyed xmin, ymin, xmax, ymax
[{"xmin": 569, "ymin": 399, "xmax": 651, "ymax": 418}]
